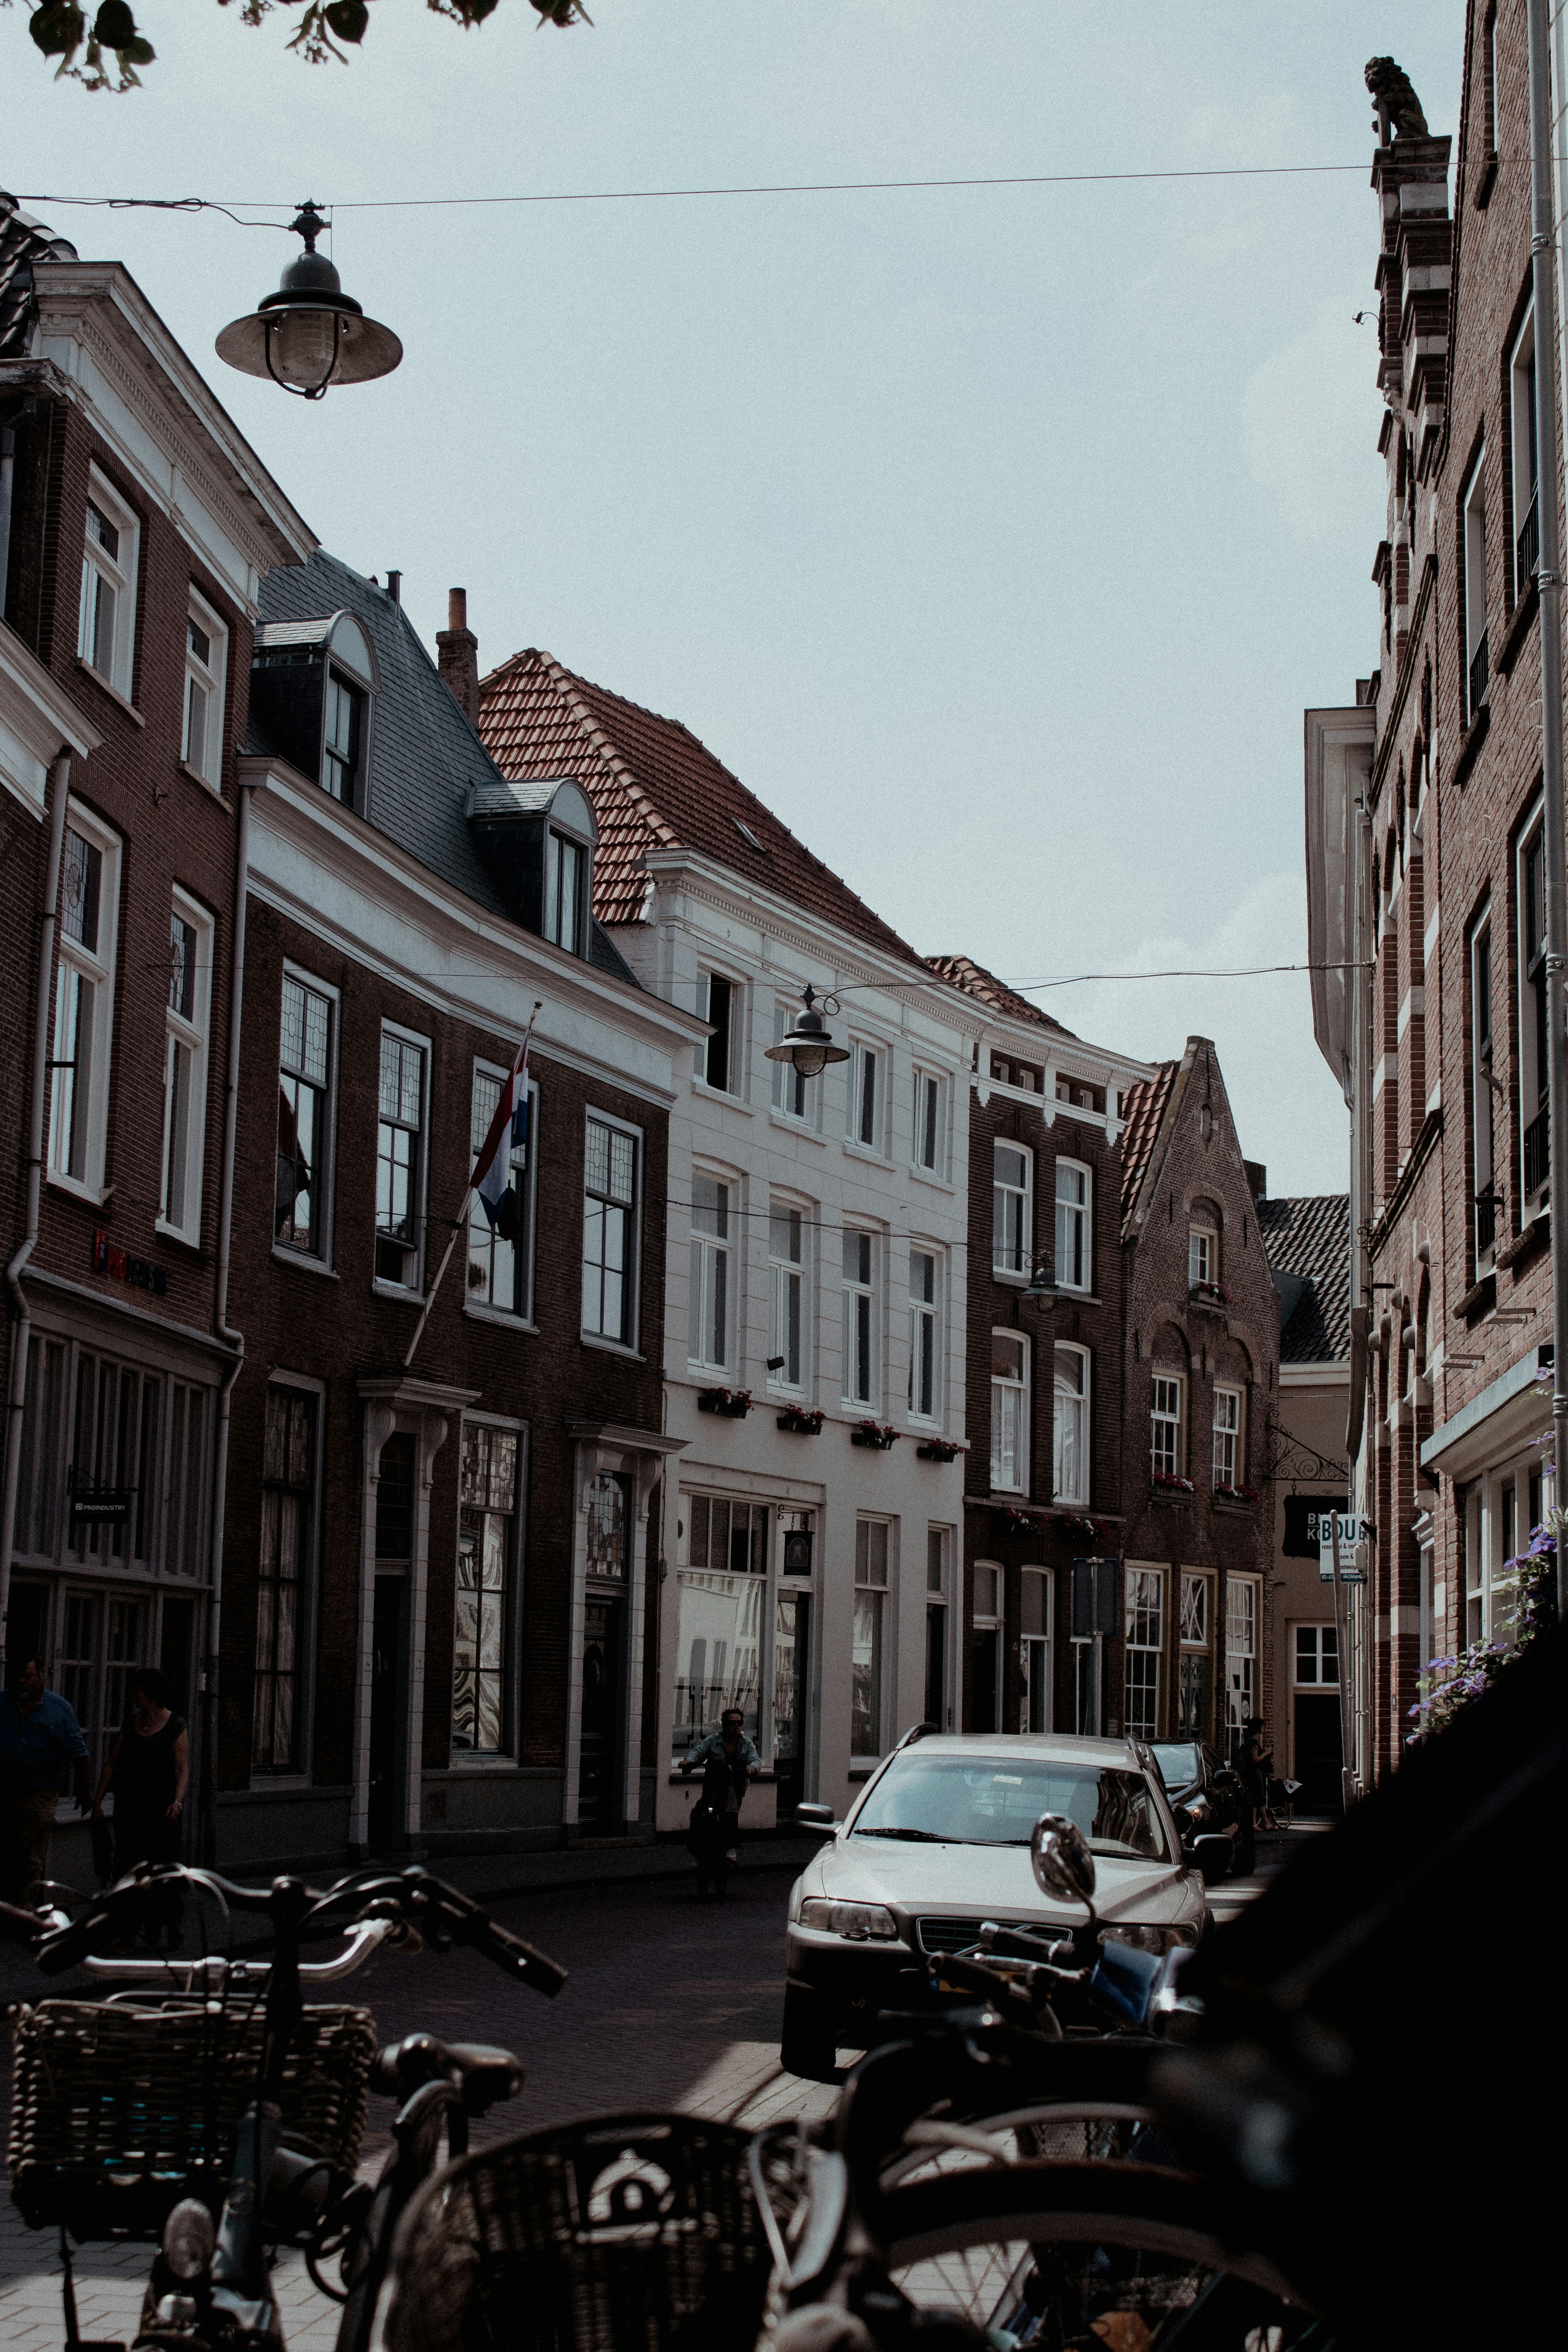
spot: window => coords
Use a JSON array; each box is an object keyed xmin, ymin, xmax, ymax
[
  {"xmin": 695, "ymin": 972, "xmax": 738, "ymax": 1093},
  {"xmin": 926, "ymin": 1526, "xmax": 951, "ymax": 1731},
  {"xmin": 993, "ymin": 1142, "xmax": 1032, "ymax": 1275},
  {"xmin": 181, "ymin": 593, "xmax": 227, "ymax": 789},
  {"xmin": 1226, "ymin": 1575, "xmax": 1259, "ymax": 1741},
  {"xmin": 77, "ymin": 471, "xmax": 138, "ymax": 700},
  {"xmin": 1294, "ymin": 1624, "xmax": 1339, "ymax": 1686},
  {"xmin": 1151, "ymin": 1373, "xmax": 1184, "ymax": 1480},
  {"xmin": 376, "ymin": 1029, "xmax": 427, "ymax": 1289},
  {"xmin": 1212, "ymin": 1387, "xmax": 1243, "ymax": 1490},
  {"xmin": 275, "ymin": 971, "xmax": 334, "ymax": 1258},
  {"xmin": 847, "ymin": 1040, "xmax": 882, "ymax": 1150},
  {"xmin": 1054, "ymin": 1159, "xmax": 1090, "ymax": 1290},
  {"xmin": 1511, "ymin": 310, "xmax": 1539, "ymax": 602},
  {"xmin": 254, "ymin": 1385, "xmax": 316, "ymax": 1772},
  {"xmin": 673, "ymin": 1494, "xmax": 768, "ymax": 1760},
  {"xmin": 1178, "ymin": 1573, "xmax": 1209, "ymax": 1740},
  {"xmin": 768, "ymin": 1204, "xmax": 806, "ymax": 1389},
  {"xmin": 1020, "ymin": 1565, "xmax": 1052, "ymax": 1734},
  {"xmin": 690, "ymin": 1174, "xmax": 733, "ymax": 1371},
  {"xmin": 467, "ymin": 1062, "xmax": 536, "ymax": 1317},
  {"xmin": 842, "ymin": 1229, "xmax": 877, "ymax": 1405},
  {"xmin": 1188, "ymin": 1227, "xmax": 1218, "ymax": 1289},
  {"xmin": 49, "ymin": 811, "xmax": 120, "ymax": 1196},
  {"xmin": 1125, "ymin": 1566, "xmax": 1165, "ymax": 1741},
  {"xmin": 972, "ymin": 1561, "xmax": 1002, "ymax": 1734},
  {"xmin": 1462, "ymin": 445, "xmax": 1489, "ymax": 721},
  {"xmin": 454, "ymin": 1423, "xmax": 520, "ymax": 1754},
  {"xmin": 322, "ymin": 668, "xmax": 364, "ymax": 803},
  {"xmin": 586, "ymin": 1470, "xmax": 631, "ymax": 1578},
  {"xmin": 159, "ymin": 893, "xmax": 213, "ymax": 1243},
  {"xmin": 771, "ymin": 1001, "xmax": 813, "ymax": 1120},
  {"xmin": 1470, "ymin": 916, "xmax": 1496, "ymax": 1269},
  {"xmin": 990, "ymin": 1330, "xmax": 1029, "ymax": 1493},
  {"xmin": 1180, "ymin": 1573, "xmax": 1209, "ymax": 1648},
  {"xmin": 908, "ymin": 1248, "xmax": 941, "ymax": 1421},
  {"xmin": 544, "ymin": 828, "xmax": 584, "ymax": 954},
  {"xmin": 853, "ymin": 1518, "xmax": 889, "ymax": 1757},
  {"xmin": 1052, "ymin": 1342, "xmax": 1088, "ymax": 1506},
  {"xmin": 583, "ymin": 1116, "xmax": 639, "ymax": 1345},
  {"xmin": 913, "ymin": 1068, "xmax": 942, "ymax": 1173},
  {"xmin": 59, "ymin": 1592, "xmax": 149, "ymax": 1779},
  {"xmin": 1520, "ymin": 823, "xmax": 1549, "ymax": 1210}
]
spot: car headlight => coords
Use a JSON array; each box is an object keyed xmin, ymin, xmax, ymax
[
  {"xmin": 1100, "ymin": 1922, "xmax": 1200, "ymax": 1955},
  {"xmin": 799, "ymin": 1898, "xmax": 900, "ymax": 1942}
]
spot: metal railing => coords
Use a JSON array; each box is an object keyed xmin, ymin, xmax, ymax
[
  {"xmin": 1525, "ymin": 1104, "xmax": 1550, "ymax": 1200},
  {"xmin": 1518, "ymin": 490, "xmax": 1540, "ymax": 596},
  {"xmin": 1469, "ymin": 627, "xmax": 1490, "ymax": 721}
]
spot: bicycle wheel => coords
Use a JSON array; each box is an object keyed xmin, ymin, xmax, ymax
[{"xmin": 877, "ymin": 2159, "xmax": 1312, "ymax": 2349}]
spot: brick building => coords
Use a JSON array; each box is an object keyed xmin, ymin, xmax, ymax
[{"xmin": 0, "ymin": 198, "xmax": 314, "ymax": 1881}]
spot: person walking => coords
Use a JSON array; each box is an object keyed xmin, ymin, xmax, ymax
[
  {"xmin": 93, "ymin": 1667, "xmax": 188, "ymax": 1949},
  {"xmin": 680, "ymin": 1707, "xmax": 759, "ymax": 1896},
  {"xmin": 1240, "ymin": 1714, "xmax": 1278, "ymax": 1832},
  {"xmin": 0, "ymin": 1654, "xmax": 91, "ymax": 1906}
]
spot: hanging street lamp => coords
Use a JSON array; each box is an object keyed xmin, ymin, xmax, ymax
[
  {"xmin": 763, "ymin": 984, "xmax": 852, "ymax": 1081},
  {"xmin": 216, "ymin": 203, "xmax": 402, "ymax": 401},
  {"xmin": 1025, "ymin": 1254, "xmax": 1062, "ymax": 1313}
]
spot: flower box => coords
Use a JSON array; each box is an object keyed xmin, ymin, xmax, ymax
[
  {"xmin": 915, "ymin": 1440, "xmax": 965, "ymax": 1462},
  {"xmin": 1056, "ymin": 1514, "xmax": 1099, "ymax": 1541},
  {"xmin": 1212, "ymin": 1484, "xmax": 1259, "ymax": 1507},
  {"xmin": 776, "ymin": 1408, "xmax": 824, "ymax": 1436},
  {"xmin": 1152, "ymin": 1473, "xmax": 1196, "ymax": 1501},
  {"xmin": 1188, "ymin": 1281, "xmax": 1231, "ymax": 1309},
  {"xmin": 851, "ymin": 1421, "xmax": 900, "ymax": 1450},
  {"xmin": 998, "ymin": 1504, "xmax": 1037, "ymax": 1532},
  {"xmin": 697, "ymin": 1387, "xmax": 752, "ymax": 1419}
]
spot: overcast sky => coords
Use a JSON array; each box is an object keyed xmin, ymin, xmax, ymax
[{"xmin": 5, "ymin": 1, "xmax": 1463, "ymax": 1196}]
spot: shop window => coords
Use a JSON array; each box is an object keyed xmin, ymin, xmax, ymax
[
  {"xmin": 1125, "ymin": 1566, "xmax": 1165, "ymax": 1741},
  {"xmin": 672, "ymin": 1494, "xmax": 768, "ymax": 1761},
  {"xmin": 254, "ymin": 1385, "xmax": 317, "ymax": 1773},
  {"xmin": 454, "ymin": 1423, "xmax": 520, "ymax": 1755},
  {"xmin": 853, "ymin": 1517, "xmax": 890, "ymax": 1756}
]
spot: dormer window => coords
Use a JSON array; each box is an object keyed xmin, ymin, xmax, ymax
[
  {"xmin": 465, "ymin": 773, "xmax": 597, "ymax": 958},
  {"xmin": 545, "ymin": 828, "xmax": 584, "ymax": 953},
  {"xmin": 251, "ymin": 607, "xmax": 378, "ymax": 816},
  {"xmin": 323, "ymin": 669, "xmax": 361, "ymax": 801}
]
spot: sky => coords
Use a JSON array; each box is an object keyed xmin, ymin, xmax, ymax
[{"xmin": 4, "ymin": 0, "xmax": 1465, "ymax": 1196}]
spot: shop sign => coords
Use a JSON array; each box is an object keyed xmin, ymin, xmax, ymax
[
  {"xmin": 68, "ymin": 1469, "xmax": 133, "ymax": 1526},
  {"xmin": 1316, "ymin": 1511, "xmax": 1370, "ymax": 1583},
  {"xmin": 93, "ymin": 1229, "xmax": 168, "ymax": 1298},
  {"xmin": 782, "ymin": 1529, "xmax": 813, "ymax": 1577}
]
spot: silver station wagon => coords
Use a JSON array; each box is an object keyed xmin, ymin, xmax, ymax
[{"xmin": 782, "ymin": 1729, "xmax": 1206, "ymax": 2079}]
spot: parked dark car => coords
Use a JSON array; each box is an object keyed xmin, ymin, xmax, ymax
[{"xmin": 1151, "ymin": 1740, "xmax": 1255, "ymax": 1878}]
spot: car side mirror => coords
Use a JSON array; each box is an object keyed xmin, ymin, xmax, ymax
[
  {"xmin": 1192, "ymin": 1834, "xmax": 1231, "ymax": 1887},
  {"xmin": 1031, "ymin": 1812, "xmax": 1098, "ymax": 1928},
  {"xmin": 794, "ymin": 1802, "xmax": 839, "ymax": 1838}
]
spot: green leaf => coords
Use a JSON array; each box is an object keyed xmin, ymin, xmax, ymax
[
  {"xmin": 30, "ymin": 2, "xmax": 86, "ymax": 56},
  {"xmin": 323, "ymin": 0, "xmax": 369, "ymax": 39},
  {"xmin": 92, "ymin": 0, "xmax": 138, "ymax": 46}
]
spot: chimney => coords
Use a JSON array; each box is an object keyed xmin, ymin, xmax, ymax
[
  {"xmin": 1244, "ymin": 1160, "xmax": 1267, "ymax": 1201},
  {"xmin": 437, "ymin": 586, "xmax": 479, "ymax": 727}
]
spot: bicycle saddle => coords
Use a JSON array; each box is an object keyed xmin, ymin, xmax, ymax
[{"xmin": 373, "ymin": 2031, "xmax": 524, "ymax": 2112}]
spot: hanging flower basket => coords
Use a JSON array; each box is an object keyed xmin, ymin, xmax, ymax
[
  {"xmin": 697, "ymin": 1387, "xmax": 752, "ymax": 1419},
  {"xmin": 915, "ymin": 1438, "xmax": 966, "ymax": 1463},
  {"xmin": 776, "ymin": 1406, "xmax": 824, "ymax": 1436},
  {"xmin": 1152, "ymin": 1472, "xmax": 1196, "ymax": 1498},
  {"xmin": 851, "ymin": 1420, "xmax": 900, "ymax": 1450}
]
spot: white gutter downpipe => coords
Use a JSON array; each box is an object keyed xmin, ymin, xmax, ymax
[{"xmin": 0, "ymin": 750, "xmax": 72, "ymax": 1684}]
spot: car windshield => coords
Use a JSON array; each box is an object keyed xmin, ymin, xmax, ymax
[
  {"xmin": 851, "ymin": 1755, "xmax": 1171, "ymax": 1860},
  {"xmin": 1152, "ymin": 1743, "xmax": 1201, "ymax": 1788}
]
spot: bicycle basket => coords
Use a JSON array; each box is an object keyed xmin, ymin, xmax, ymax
[
  {"xmin": 7, "ymin": 1996, "xmax": 377, "ymax": 2239},
  {"xmin": 384, "ymin": 2112, "xmax": 773, "ymax": 2352}
]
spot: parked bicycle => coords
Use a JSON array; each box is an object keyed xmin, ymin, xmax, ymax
[{"xmin": 2, "ymin": 1862, "xmax": 566, "ymax": 2352}]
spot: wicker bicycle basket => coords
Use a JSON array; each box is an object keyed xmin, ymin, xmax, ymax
[
  {"xmin": 384, "ymin": 2113, "xmax": 773, "ymax": 2352},
  {"xmin": 7, "ymin": 1995, "xmax": 377, "ymax": 2239}
]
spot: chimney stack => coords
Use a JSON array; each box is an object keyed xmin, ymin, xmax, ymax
[{"xmin": 437, "ymin": 585, "xmax": 480, "ymax": 727}]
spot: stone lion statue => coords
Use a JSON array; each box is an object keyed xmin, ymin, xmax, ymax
[{"xmin": 1366, "ymin": 57, "xmax": 1430, "ymax": 142}]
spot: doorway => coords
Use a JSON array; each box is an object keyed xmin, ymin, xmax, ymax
[
  {"xmin": 925, "ymin": 1603, "xmax": 947, "ymax": 1731},
  {"xmin": 368, "ymin": 1576, "xmax": 407, "ymax": 1854},
  {"xmin": 578, "ymin": 1596, "xmax": 624, "ymax": 1831},
  {"xmin": 1293, "ymin": 1692, "xmax": 1344, "ymax": 1815},
  {"xmin": 1021, "ymin": 1637, "xmax": 1051, "ymax": 1733},
  {"xmin": 773, "ymin": 1590, "xmax": 810, "ymax": 1820}
]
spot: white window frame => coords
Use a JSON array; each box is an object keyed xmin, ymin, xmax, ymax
[
  {"xmin": 971, "ymin": 1559, "xmax": 1002, "ymax": 1735},
  {"xmin": 77, "ymin": 466, "xmax": 138, "ymax": 702},
  {"xmin": 1054, "ymin": 1157, "xmax": 1091, "ymax": 1291},
  {"xmin": 1462, "ymin": 443, "xmax": 1489, "ymax": 720},
  {"xmin": 1226, "ymin": 1574, "xmax": 1260, "ymax": 1741},
  {"xmin": 1151, "ymin": 1372, "xmax": 1185, "ymax": 1482},
  {"xmin": 689, "ymin": 1170, "xmax": 735, "ymax": 1373},
  {"xmin": 842, "ymin": 1227, "xmax": 879, "ymax": 1407},
  {"xmin": 1188, "ymin": 1226, "xmax": 1218, "ymax": 1289},
  {"xmin": 374, "ymin": 1023, "xmax": 431, "ymax": 1294},
  {"xmin": 846, "ymin": 1039, "xmax": 884, "ymax": 1152},
  {"xmin": 907, "ymin": 1245, "xmax": 941, "ymax": 1424},
  {"xmin": 466, "ymin": 1058, "xmax": 539, "ymax": 1321},
  {"xmin": 181, "ymin": 588, "xmax": 228, "ymax": 791},
  {"xmin": 1212, "ymin": 1385, "xmax": 1244, "ymax": 1491},
  {"xmin": 1510, "ymin": 307, "xmax": 1538, "ymax": 605},
  {"xmin": 1052, "ymin": 1340, "xmax": 1089, "ymax": 1507},
  {"xmin": 912, "ymin": 1066, "xmax": 944, "ymax": 1176},
  {"xmin": 1518, "ymin": 811, "xmax": 1548, "ymax": 1215},
  {"xmin": 1020, "ymin": 1564, "xmax": 1053, "ymax": 1734},
  {"xmin": 852, "ymin": 1516, "xmax": 891, "ymax": 1759},
  {"xmin": 992, "ymin": 1140, "xmax": 1033, "ymax": 1278},
  {"xmin": 1179, "ymin": 1572, "xmax": 1210, "ymax": 1650},
  {"xmin": 695, "ymin": 969, "xmax": 742, "ymax": 1096},
  {"xmin": 771, "ymin": 999, "xmax": 815, "ymax": 1123},
  {"xmin": 768, "ymin": 1200, "xmax": 808, "ymax": 1393},
  {"xmin": 1292, "ymin": 1623, "xmax": 1340, "ymax": 1687},
  {"xmin": 1125, "ymin": 1564, "xmax": 1166, "ymax": 1742},
  {"xmin": 47, "ymin": 802, "xmax": 121, "ymax": 1202},
  {"xmin": 582, "ymin": 1109, "xmax": 642, "ymax": 1350},
  {"xmin": 275, "ymin": 965, "xmax": 338, "ymax": 1265},
  {"xmin": 1470, "ymin": 913, "xmax": 1497, "ymax": 1273},
  {"xmin": 544, "ymin": 826, "xmax": 587, "ymax": 956},
  {"xmin": 990, "ymin": 1328, "xmax": 1029, "ymax": 1494},
  {"xmin": 157, "ymin": 888, "xmax": 213, "ymax": 1245}
]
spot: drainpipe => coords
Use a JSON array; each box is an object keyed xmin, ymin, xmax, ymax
[
  {"xmin": 1527, "ymin": 0, "xmax": 1568, "ymax": 1621},
  {"xmin": 0, "ymin": 750, "xmax": 71, "ymax": 1685},
  {"xmin": 200, "ymin": 776, "xmax": 255, "ymax": 1863}
]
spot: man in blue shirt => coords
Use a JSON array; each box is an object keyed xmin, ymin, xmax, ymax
[{"xmin": 0, "ymin": 1655, "xmax": 90, "ymax": 1906}]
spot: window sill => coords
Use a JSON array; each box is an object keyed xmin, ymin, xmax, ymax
[
  {"xmin": 463, "ymin": 1300, "xmax": 538, "ymax": 1333},
  {"xmin": 769, "ymin": 1111, "xmax": 826, "ymax": 1146},
  {"xmin": 1496, "ymin": 577, "xmax": 1539, "ymax": 679},
  {"xmin": 47, "ymin": 1171, "xmax": 110, "ymax": 1209},
  {"xmin": 178, "ymin": 759, "xmax": 226, "ymax": 799},
  {"xmin": 372, "ymin": 1277, "xmax": 425, "ymax": 1305},
  {"xmin": 75, "ymin": 659, "xmax": 145, "ymax": 726},
  {"xmin": 841, "ymin": 1138, "xmax": 891, "ymax": 1170},
  {"xmin": 271, "ymin": 1244, "xmax": 338, "ymax": 1279},
  {"xmin": 908, "ymin": 1164, "xmax": 956, "ymax": 1193},
  {"xmin": 691, "ymin": 1078, "xmax": 754, "ymax": 1114},
  {"xmin": 582, "ymin": 1330, "xmax": 644, "ymax": 1361},
  {"xmin": 1055, "ymin": 1290, "xmax": 1099, "ymax": 1307},
  {"xmin": 445, "ymin": 1755, "xmax": 525, "ymax": 1774},
  {"xmin": 1453, "ymin": 701, "xmax": 1490, "ymax": 789},
  {"xmin": 847, "ymin": 1763, "xmax": 878, "ymax": 1782}
]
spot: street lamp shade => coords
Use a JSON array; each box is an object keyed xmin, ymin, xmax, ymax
[
  {"xmin": 216, "ymin": 203, "xmax": 402, "ymax": 401},
  {"xmin": 1025, "ymin": 1256, "xmax": 1062, "ymax": 1311},
  {"xmin": 763, "ymin": 984, "xmax": 851, "ymax": 1080}
]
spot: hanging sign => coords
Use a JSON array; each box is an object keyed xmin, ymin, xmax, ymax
[
  {"xmin": 68, "ymin": 1469, "xmax": 134, "ymax": 1527},
  {"xmin": 1316, "ymin": 1512, "xmax": 1371, "ymax": 1583},
  {"xmin": 782, "ymin": 1529, "xmax": 813, "ymax": 1577}
]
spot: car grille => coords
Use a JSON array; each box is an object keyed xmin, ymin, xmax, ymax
[{"xmin": 915, "ymin": 1917, "xmax": 1045, "ymax": 1957}]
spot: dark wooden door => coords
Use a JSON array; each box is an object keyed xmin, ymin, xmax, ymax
[
  {"xmin": 368, "ymin": 1576, "xmax": 405, "ymax": 1853},
  {"xmin": 1293, "ymin": 1692, "xmax": 1344, "ymax": 1815},
  {"xmin": 578, "ymin": 1597, "xmax": 622, "ymax": 1831}
]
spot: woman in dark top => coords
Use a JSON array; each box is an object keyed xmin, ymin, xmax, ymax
[
  {"xmin": 93, "ymin": 1666, "xmax": 189, "ymax": 1948},
  {"xmin": 1240, "ymin": 1714, "xmax": 1277, "ymax": 1831}
]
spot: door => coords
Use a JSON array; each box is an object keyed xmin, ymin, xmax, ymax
[
  {"xmin": 971, "ymin": 1628, "xmax": 999, "ymax": 1733},
  {"xmin": 925, "ymin": 1604, "xmax": 947, "ymax": 1731},
  {"xmin": 1020, "ymin": 1636, "xmax": 1051, "ymax": 1733},
  {"xmin": 1293, "ymin": 1692, "xmax": 1344, "ymax": 1815},
  {"xmin": 368, "ymin": 1576, "xmax": 406, "ymax": 1854},
  {"xmin": 773, "ymin": 1592, "xmax": 810, "ymax": 1820},
  {"xmin": 578, "ymin": 1596, "xmax": 623, "ymax": 1831}
]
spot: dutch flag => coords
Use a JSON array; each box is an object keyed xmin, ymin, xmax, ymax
[{"xmin": 474, "ymin": 1033, "xmax": 531, "ymax": 1243}]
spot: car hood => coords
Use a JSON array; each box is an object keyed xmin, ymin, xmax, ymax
[{"xmin": 802, "ymin": 1835, "xmax": 1201, "ymax": 1927}]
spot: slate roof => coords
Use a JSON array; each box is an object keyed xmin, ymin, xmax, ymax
[
  {"xmin": 250, "ymin": 552, "xmax": 635, "ymax": 984},
  {"xmin": 0, "ymin": 192, "xmax": 77, "ymax": 358},
  {"xmin": 478, "ymin": 648, "xmax": 930, "ymax": 970},
  {"xmin": 1117, "ymin": 1059, "xmax": 1179, "ymax": 1215},
  {"xmin": 922, "ymin": 954, "xmax": 1077, "ymax": 1039},
  {"xmin": 1257, "ymin": 1194, "xmax": 1352, "ymax": 1363}
]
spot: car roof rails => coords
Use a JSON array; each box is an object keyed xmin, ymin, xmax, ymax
[{"xmin": 892, "ymin": 1720, "xmax": 940, "ymax": 1754}]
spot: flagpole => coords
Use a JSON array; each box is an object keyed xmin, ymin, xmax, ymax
[{"xmin": 402, "ymin": 1002, "xmax": 542, "ymax": 1372}]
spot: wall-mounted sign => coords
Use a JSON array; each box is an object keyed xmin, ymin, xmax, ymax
[
  {"xmin": 68, "ymin": 1469, "xmax": 133, "ymax": 1526},
  {"xmin": 782, "ymin": 1529, "xmax": 813, "ymax": 1577},
  {"xmin": 93, "ymin": 1229, "xmax": 168, "ymax": 1298},
  {"xmin": 1316, "ymin": 1512, "xmax": 1371, "ymax": 1584}
]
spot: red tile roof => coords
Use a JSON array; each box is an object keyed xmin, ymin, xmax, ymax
[
  {"xmin": 1118, "ymin": 1058, "xmax": 1179, "ymax": 1216},
  {"xmin": 923, "ymin": 955, "xmax": 1076, "ymax": 1039},
  {"xmin": 478, "ymin": 649, "xmax": 928, "ymax": 967}
]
